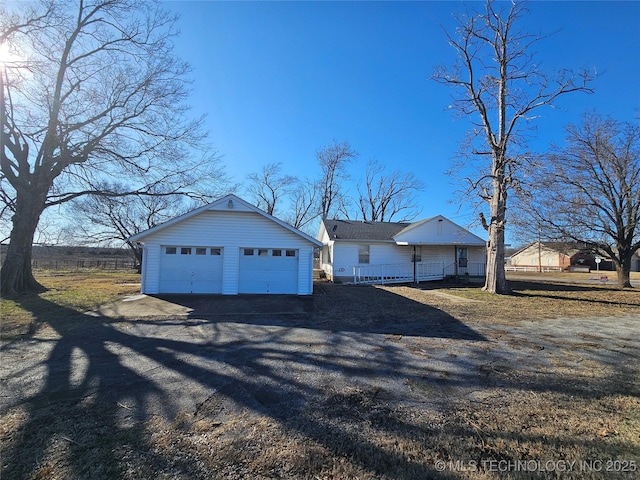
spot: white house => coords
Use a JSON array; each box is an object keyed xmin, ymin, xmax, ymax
[
  {"xmin": 129, "ymin": 194, "xmax": 322, "ymax": 295},
  {"xmin": 318, "ymin": 216, "xmax": 486, "ymax": 284}
]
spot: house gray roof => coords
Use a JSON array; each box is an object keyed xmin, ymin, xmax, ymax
[{"xmin": 322, "ymin": 219, "xmax": 411, "ymax": 241}]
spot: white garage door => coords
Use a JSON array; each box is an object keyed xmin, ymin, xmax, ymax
[
  {"xmin": 159, "ymin": 246, "xmax": 223, "ymax": 293},
  {"xmin": 238, "ymin": 248, "xmax": 298, "ymax": 294}
]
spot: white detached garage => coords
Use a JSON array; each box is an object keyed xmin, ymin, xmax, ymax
[{"xmin": 129, "ymin": 194, "xmax": 322, "ymax": 295}]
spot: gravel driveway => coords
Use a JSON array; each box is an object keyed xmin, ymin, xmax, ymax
[
  {"xmin": 3, "ymin": 285, "xmax": 638, "ymax": 423},
  {"xmin": 1, "ymin": 284, "xmax": 638, "ymax": 478}
]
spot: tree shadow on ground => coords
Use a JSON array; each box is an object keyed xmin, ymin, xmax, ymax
[
  {"xmin": 155, "ymin": 283, "xmax": 486, "ymax": 340},
  {"xmin": 1, "ymin": 286, "xmax": 638, "ymax": 479}
]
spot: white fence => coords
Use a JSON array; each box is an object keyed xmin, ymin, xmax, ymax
[
  {"xmin": 352, "ymin": 261, "xmax": 486, "ymax": 285},
  {"xmin": 505, "ymin": 266, "xmax": 563, "ymax": 272}
]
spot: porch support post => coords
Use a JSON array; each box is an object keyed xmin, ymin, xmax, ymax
[
  {"xmin": 454, "ymin": 245, "xmax": 459, "ymax": 281},
  {"xmin": 413, "ymin": 245, "xmax": 417, "ymax": 284}
]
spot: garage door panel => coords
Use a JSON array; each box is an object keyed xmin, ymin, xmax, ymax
[
  {"xmin": 239, "ymin": 248, "xmax": 298, "ymax": 294},
  {"xmin": 159, "ymin": 246, "xmax": 223, "ymax": 293}
]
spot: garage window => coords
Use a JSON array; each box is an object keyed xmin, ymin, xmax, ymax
[
  {"xmin": 286, "ymin": 250, "xmax": 296, "ymax": 257},
  {"xmin": 210, "ymin": 248, "xmax": 221, "ymax": 256},
  {"xmin": 243, "ymin": 248, "xmax": 254, "ymax": 256},
  {"xmin": 272, "ymin": 249, "xmax": 282, "ymax": 257},
  {"xmin": 195, "ymin": 248, "xmax": 207, "ymax": 255},
  {"xmin": 258, "ymin": 249, "xmax": 269, "ymax": 257},
  {"xmin": 181, "ymin": 247, "xmax": 191, "ymax": 255},
  {"xmin": 166, "ymin": 247, "xmax": 177, "ymax": 255}
]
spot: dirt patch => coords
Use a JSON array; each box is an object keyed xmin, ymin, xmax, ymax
[{"xmin": 2, "ymin": 280, "xmax": 639, "ymax": 479}]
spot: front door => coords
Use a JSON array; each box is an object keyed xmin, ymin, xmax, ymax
[{"xmin": 457, "ymin": 247, "xmax": 468, "ymax": 275}]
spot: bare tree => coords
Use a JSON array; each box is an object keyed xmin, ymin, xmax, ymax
[
  {"xmin": 246, "ymin": 162, "xmax": 297, "ymax": 216},
  {"xmin": 316, "ymin": 140, "xmax": 357, "ymax": 219},
  {"xmin": 432, "ymin": 0, "xmax": 593, "ymax": 293},
  {"xmin": 518, "ymin": 114, "xmax": 640, "ymax": 288},
  {"xmin": 66, "ymin": 185, "xmax": 189, "ymax": 269},
  {"xmin": 285, "ymin": 179, "xmax": 319, "ymax": 232},
  {"xmin": 357, "ymin": 160, "xmax": 424, "ymax": 222},
  {"xmin": 0, "ymin": 0, "xmax": 216, "ymax": 295}
]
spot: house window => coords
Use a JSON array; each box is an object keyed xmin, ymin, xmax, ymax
[
  {"xmin": 272, "ymin": 249, "xmax": 282, "ymax": 257},
  {"xmin": 358, "ymin": 244, "xmax": 370, "ymax": 264},
  {"xmin": 458, "ymin": 248, "xmax": 468, "ymax": 268},
  {"xmin": 195, "ymin": 248, "xmax": 206, "ymax": 255},
  {"xmin": 181, "ymin": 247, "xmax": 191, "ymax": 255},
  {"xmin": 413, "ymin": 246, "xmax": 422, "ymax": 262},
  {"xmin": 166, "ymin": 247, "xmax": 177, "ymax": 255},
  {"xmin": 210, "ymin": 248, "xmax": 221, "ymax": 256},
  {"xmin": 258, "ymin": 249, "xmax": 269, "ymax": 257},
  {"xmin": 243, "ymin": 248, "xmax": 254, "ymax": 256},
  {"xmin": 285, "ymin": 250, "xmax": 296, "ymax": 257}
]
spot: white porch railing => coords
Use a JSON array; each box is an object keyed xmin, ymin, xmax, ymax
[
  {"xmin": 352, "ymin": 261, "xmax": 446, "ymax": 285},
  {"xmin": 352, "ymin": 261, "xmax": 487, "ymax": 285},
  {"xmin": 443, "ymin": 262, "xmax": 486, "ymax": 277},
  {"xmin": 321, "ymin": 263, "xmax": 333, "ymax": 279}
]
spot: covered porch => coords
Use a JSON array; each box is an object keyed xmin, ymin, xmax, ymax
[{"xmin": 351, "ymin": 244, "xmax": 486, "ymax": 285}]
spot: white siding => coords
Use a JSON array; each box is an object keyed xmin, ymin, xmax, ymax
[
  {"xmin": 394, "ymin": 216, "xmax": 485, "ymax": 246},
  {"xmin": 298, "ymin": 247, "xmax": 314, "ymax": 295},
  {"xmin": 511, "ymin": 244, "xmax": 564, "ymax": 268},
  {"xmin": 140, "ymin": 211, "xmax": 316, "ymax": 295},
  {"xmin": 142, "ymin": 244, "xmax": 161, "ymax": 294},
  {"xmin": 468, "ymin": 246, "xmax": 486, "ymax": 265},
  {"xmin": 332, "ymin": 243, "xmax": 358, "ymax": 279},
  {"xmin": 329, "ymin": 243, "xmax": 486, "ymax": 282},
  {"xmin": 421, "ymin": 245, "xmax": 455, "ymax": 264}
]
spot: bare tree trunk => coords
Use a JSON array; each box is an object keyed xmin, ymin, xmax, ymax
[
  {"xmin": 1, "ymin": 194, "xmax": 46, "ymax": 296},
  {"xmin": 482, "ymin": 169, "xmax": 509, "ymax": 294},
  {"xmin": 615, "ymin": 256, "xmax": 633, "ymax": 289},
  {"xmin": 484, "ymin": 229, "xmax": 508, "ymax": 293}
]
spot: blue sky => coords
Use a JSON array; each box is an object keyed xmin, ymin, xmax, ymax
[{"xmin": 165, "ymin": 1, "xmax": 640, "ymax": 242}]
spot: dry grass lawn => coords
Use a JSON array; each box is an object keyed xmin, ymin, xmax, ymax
[
  {"xmin": 0, "ymin": 270, "xmax": 141, "ymax": 338},
  {"xmin": 1, "ymin": 271, "xmax": 639, "ymax": 479}
]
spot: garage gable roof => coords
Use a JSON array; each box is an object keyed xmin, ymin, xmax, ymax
[{"xmin": 129, "ymin": 194, "xmax": 322, "ymax": 246}]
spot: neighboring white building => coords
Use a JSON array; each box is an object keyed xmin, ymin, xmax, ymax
[
  {"xmin": 129, "ymin": 194, "xmax": 322, "ymax": 295},
  {"xmin": 507, "ymin": 242, "xmax": 640, "ymax": 272},
  {"xmin": 508, "ymin": 242, "xmax": 577, "ymax": 272},
  {"xmin": 318, "ymin": 216, "xmax": 486, "ymax": 284}
]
